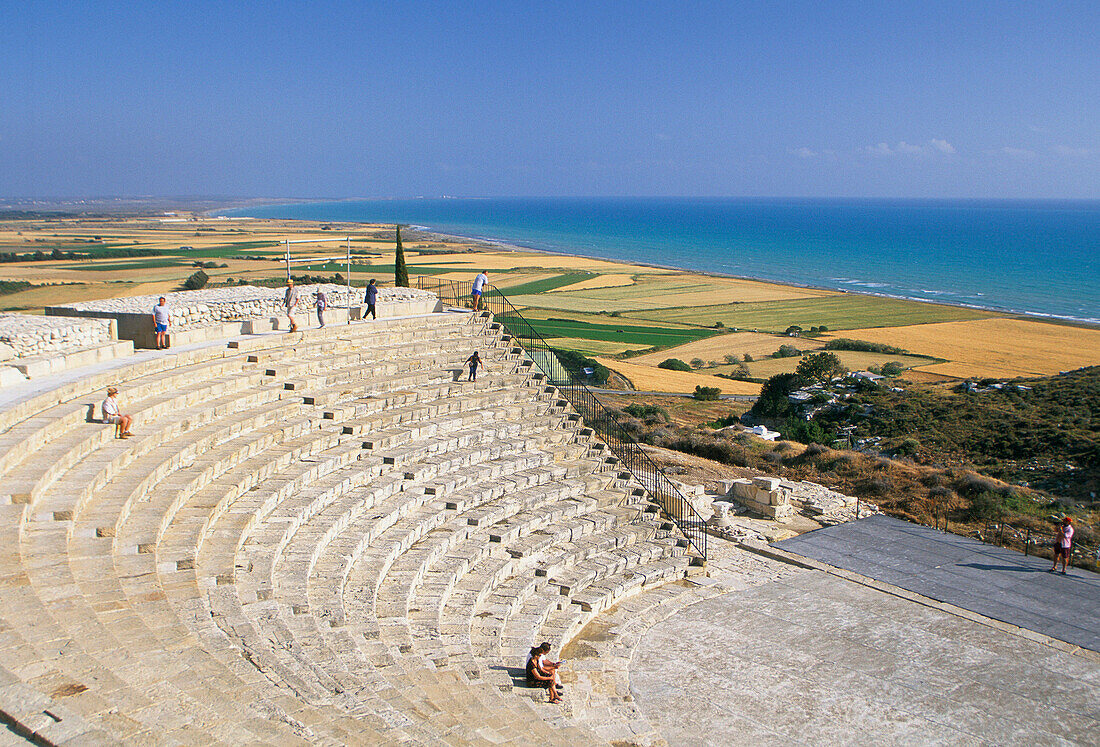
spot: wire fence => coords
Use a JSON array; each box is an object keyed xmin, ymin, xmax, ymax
[
  {"xmin": 981, "ymin": 521, "xmax": 1098, "ymax": 571},
  {"xmin": 413, "ymin": 274, "xmax": 708, "ymax": 561}
]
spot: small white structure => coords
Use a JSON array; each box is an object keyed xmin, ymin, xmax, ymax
[{"xmin": 748, "ymin": 425, "xmax": 780, "ymax": 441}]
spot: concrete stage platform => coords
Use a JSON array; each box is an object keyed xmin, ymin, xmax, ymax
[{"xmin": 774, "ymin": 514, "xmax": 1100, "ymax": 652}]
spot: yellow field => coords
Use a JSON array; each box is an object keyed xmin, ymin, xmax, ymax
[
  {"xmin": 516, "ymin": 273, "xmax": 831, "ymax": 313},
  {"xmin": 595, "ymin": 357, "xmax": 761, "ymax": 395},
  {"xmin": 731, "ymin": 350, "xmax": 934, "ymax": 379},
  {"xmin": 630, "ymin": 331, "xmax": 826, "ymax": 367},
  {"xmin": 834, "ymin": 319, "xmax": 1100, "ymax": 378},
  {"xmin": 548, "ymin": 273, "xmax": 637, "ymax": 292}
]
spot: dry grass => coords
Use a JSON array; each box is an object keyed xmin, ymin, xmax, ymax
[
  {"xmin": 630, "ymin": 331, "xmax": 825, "ymax": 367},
  {"xmin": 833, "ymin": 319, "xmax": 1100, "ymax": 378},
  {"xmin": 594, "ymin": 357, "xmax": 761, "ymax": 395}
]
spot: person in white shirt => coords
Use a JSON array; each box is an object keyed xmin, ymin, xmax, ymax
[
  {"xmin": 152, "ymin": 296, "xmax": 171, "ymax": 349},
  {"xmin": 284, "ymin": 279, "xmax": 299, "ymax": 333},
  {"xmin": 471, "ymin": 271, "xmax": 489, "ymax": 311},
  {"xmin": 102, "ymin": 387, "xmax": 133, "ymax": 438}
]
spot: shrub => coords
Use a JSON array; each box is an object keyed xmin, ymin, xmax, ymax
[
  {"xmin": 690, "ymin": 358, "xmax": 705, "ymax": 369},
  {"xmin": 895, "ymin": 437, "xmax": 920, "ymax": 455},
  {"xmin": 743, "ymin": 353, "xmax": 753, "ymax": 362},
  {"xmin": 966, "ymin": 491, "xmax": 1006, "ymax": 522},
  {"xmin": 724, "ymin": 354, "xmax": 739, "ymax": 365},
  {"xmin": 555, "ymin": 349, "xmax": 609, "ymax": 385},
  {"xmin": 783, "ymin": 417, "xmax": 828, "ymax": 444},
  {"xmin": 694, "ymin": 385, "xmax": 721, "ymax": 401},
  {"xmin": 881, "ymin": 361, "xmax": 905, "ymax": 377},
  {"xmin": 623, "ymin": 403, "xmax": 669, "ymax": 422},
  {"xmin": 610, "ymin": 310, "xmax": 621, "ymax": 317},
  {"xmin": 658, "ymin": 358, "xmax": 693, "ymax": 372},
  {"xmin": 825, "ymin": 338, "xmax": 906, "ymax": 355},
  {"xmin": 859, "ymin": 477, "xmax": 893, "ymax": 497},
  {"xmin": 183, "ymin": 269, "xmax": 209, "ymax": 290},
  {"xmin": 772, "ymin": 344, "xmax": 801, "ymax": 358},
  {"xmin": 714, "ymin": 321, "xmax": 725, "ymax": 328}
]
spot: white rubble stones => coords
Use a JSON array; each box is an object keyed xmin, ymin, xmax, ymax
[
  {"xmin": 0, "ymin": 313, "xmax": 113, "ymax": 358},
  {"xmin": 720, "ymin": 476, "xmax": 795, "ymax": 523},
  {"xmin": 716, "ymin": 474, "xmax": 876, "ymax": 525},
  {"xmin": 49, "ymin": 285, "xmax": 438, "ymax": 332}
]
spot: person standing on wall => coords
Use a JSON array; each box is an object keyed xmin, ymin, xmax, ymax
[
  {"xmin": 152, "ymin": 296, "xmax": 171, "ymax": 349},
  {"xmin": 472, "ymin": 270, "xmax": 489, "ymax": 311},
  {"xmin": 364, "ymin": 278, "xmax": 378, "ymax": 320},
  {"xmin": 284, "ymin": 279, "xmax": 299, "ymax": 333}
]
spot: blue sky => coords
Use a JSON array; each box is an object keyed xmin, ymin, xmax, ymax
[{"xmin": 1, "ymin": 0, "xmax": 1097, "ymax": 198}]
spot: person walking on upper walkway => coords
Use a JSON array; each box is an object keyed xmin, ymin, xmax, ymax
[
  {"xmin": 315, "ymin": 290, "xmax": 327, "ymax": 328},
  {"xmin": 284, "ymin": 279, "xmax": 299, "ymax": 333},
  {"xmin": 152, "ymin": 296, "xmax": 171, "ymax": 349},
  {"xmin": 364, "ymin": 279, "xmax": 378, "ymax": 320}
]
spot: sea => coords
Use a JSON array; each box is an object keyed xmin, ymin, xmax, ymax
[{"xmin": 217, "ymin": 198, "xmax": 1100, "ymax": 324}]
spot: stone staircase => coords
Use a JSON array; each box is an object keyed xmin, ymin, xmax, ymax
[{"xmin": 0, "ymin": 309, "xmax": 703, "ymax": 745}]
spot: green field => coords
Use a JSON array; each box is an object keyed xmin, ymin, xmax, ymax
[
  {"xmin": 627, "ymin": 295, "xmax": 997, "ymax": 332},
  {"xmin": 59, "ymin": 258, "xmax": 194, "ymax": 271},
  {"xmin": 497, "ymin": 314, "xmax": 719, "ymax": 349}
]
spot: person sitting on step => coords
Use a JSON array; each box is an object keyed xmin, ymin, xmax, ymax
[
  {"xmin": 526, "ymin": 645, "xmax": 561, "ymax": 703},
  {"xmin": 534, "ymin": 642, "xmax": 565, "ymax": 690},
  {"xmin": 102, "ymin": 387, "xmax": 133, "ymax": 438}
]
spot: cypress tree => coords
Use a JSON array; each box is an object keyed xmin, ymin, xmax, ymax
[{"xmin": 394, "ymin": 225, "xmax": 409, "ymax": 287}]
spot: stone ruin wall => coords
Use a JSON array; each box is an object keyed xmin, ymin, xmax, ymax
[
  {"xmin": 0, "ymin": 314, "xmax": 114, "ymax": 359},
  {"xmin": 47, "ymin": 284, "xmax": 438, "ymax": 331}
]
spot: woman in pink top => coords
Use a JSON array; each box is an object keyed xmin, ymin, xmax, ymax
[{"xmin": 1050, "ymin": 517, "xmax": 1074, "ymax": 574}]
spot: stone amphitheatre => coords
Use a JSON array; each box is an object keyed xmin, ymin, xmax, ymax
[{"xmin": 0, "ymin": 283, "xmax": 1096, "ymax": 746}]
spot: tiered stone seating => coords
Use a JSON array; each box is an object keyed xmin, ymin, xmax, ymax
[{"xmin": 0, "ymin": 309, "xmax": 702, "ymax": 744}]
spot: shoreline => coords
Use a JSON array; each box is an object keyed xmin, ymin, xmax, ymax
[{"xmin": 218, "ymin": 210, "xmax": 1100, "ymax": 330}]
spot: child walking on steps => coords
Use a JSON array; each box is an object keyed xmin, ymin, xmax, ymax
[{"xmin": 464, "ymin": 351, "xmax": 486, "ymax": 382}]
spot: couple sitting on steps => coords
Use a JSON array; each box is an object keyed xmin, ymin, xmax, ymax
[{"xmin": 526, "ymin": 642, "xmax": 565, "ymax": 703}]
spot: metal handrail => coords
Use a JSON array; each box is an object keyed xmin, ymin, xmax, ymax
[{"xmin": 412, "ymin": 274, "xmax": 708, "ymax": 561}]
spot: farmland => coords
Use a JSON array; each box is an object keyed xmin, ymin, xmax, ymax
[
  {"xmin": 627, "ymin": 294, "xmax": 997, "ymax": 332},
  {"xmin": 1, "ymin": 214, "xmax": 1097, "ymax": 385}
]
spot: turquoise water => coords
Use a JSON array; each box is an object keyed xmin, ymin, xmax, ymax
[{"xmin": 219, "ymin": 198, "xmax": 1100, "ymax": 323}]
